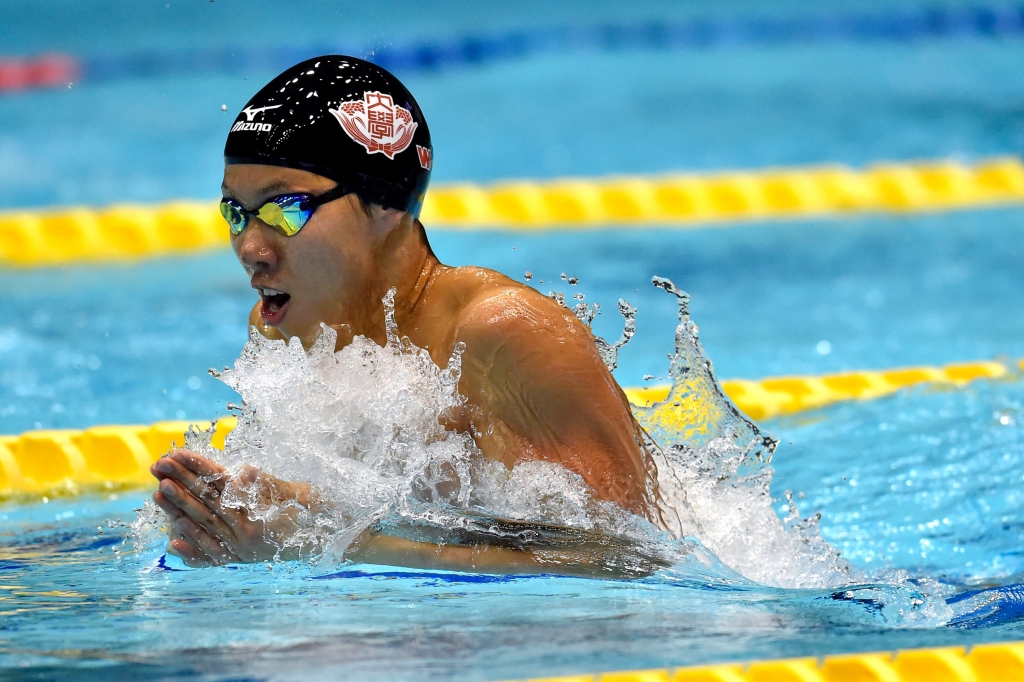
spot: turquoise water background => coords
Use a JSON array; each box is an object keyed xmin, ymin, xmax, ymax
[{"xmin": 2, "ymin": 1, "xmax": 1024, "ymax": 680}]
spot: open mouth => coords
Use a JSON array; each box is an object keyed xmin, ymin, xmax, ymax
[{"xmin": 258, "ymin": 287, "xmax": 291, "ymax": 325}]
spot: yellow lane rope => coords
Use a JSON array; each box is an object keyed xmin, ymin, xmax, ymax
[
  {"xmin": 622, "ymin": 359, "xmax": 1016, "ymax": 422},
  {"xmin": 2, "ymin": 157, "xmax": 1023, "ymax": 266},
  {"xmin": 0, "ymin": 418, "xmax": 237, "ymax": 497},
  {"xmin": 494, "ymin": 640, "xmax": 1024, "ymax": 682},
  {"xmin": 422, "ymin": 156, "xmax": 1024, "ymax": 228},
  {"xmin": 0, "ymin": 359, "xmax": 1017, "ymax": 498}
]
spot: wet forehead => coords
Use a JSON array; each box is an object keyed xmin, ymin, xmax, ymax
[{"xmin": 222, "ymin": 164, "xmax": 333, "ymax": 206}]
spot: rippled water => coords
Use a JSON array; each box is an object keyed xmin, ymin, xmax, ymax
[
  {"xmin": 1, "ymin": 389, "xmax": 1022, "ymax": 680},
  {"xmin": 4, "ymin": 284, "xmax": 1024, "ymax": 680}
]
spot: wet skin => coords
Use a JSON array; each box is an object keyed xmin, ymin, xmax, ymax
[{"xmin": 152, "ymin": 164, "xmax": 657, "ymax": 572}]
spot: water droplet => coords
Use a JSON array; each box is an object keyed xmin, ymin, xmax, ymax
[
  {"xmin": 523, "ymin": 271, "xmax": 532, "ymax": 281},
  {"xmin": 816, "ymin": 340, "xmax": 832, "ymax": 355},
  {"xmin": 221, "ymin": 104, "xmax": 228, "ymax": 112}
]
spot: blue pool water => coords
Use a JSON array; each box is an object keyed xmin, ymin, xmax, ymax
[
  {"xmin": 3, "ymin": 375, "xmax": 1024, "ymax": 681},
  {"xmin": 3, "ymin": 1, "xmax": 1024, "ymax": 680}
]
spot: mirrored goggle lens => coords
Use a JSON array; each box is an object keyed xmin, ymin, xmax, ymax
[
  {"xmin": 219, "ymin": 200, "xmax": 247, "ymax": 235},
  {"xmin": 257, "ymin": 197, "xmax": 311, "ymax": 237}
]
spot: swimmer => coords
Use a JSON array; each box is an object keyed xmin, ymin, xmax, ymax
[{"xmin": 151, "ymin": 56, "xmax": 659, "ymax": 573}]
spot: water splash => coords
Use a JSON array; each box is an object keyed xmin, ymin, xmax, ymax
[
  {"xmin": 634, "ymin": 276, "xmax": 854, "ymax": 589},
  {"xmin": 133, "ymin": 279, "xmax": 945, "ymax": 620},
  {"xmin": 594, "ymin": 300, "xmax": 636, "ymax": 373},
  {"xmin": 138, "ymin": 289, "xmax": 640, "ymax": 565},
  {"xmin": 204, "ymin": 289, "xmax": 483, "ymax": 559}
]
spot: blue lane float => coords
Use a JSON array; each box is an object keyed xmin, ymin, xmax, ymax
[
  {"xmin": 76, "ymin": 5, "xmax": 1024, "ymax": 82},
  {"xmin": 5, "ymin": 3, "xmax": 1024, "ymax": 94}
]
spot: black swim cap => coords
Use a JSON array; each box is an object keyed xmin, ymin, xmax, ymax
[{"xmin": 224, "ymin": 55, "xmax": 432, "ymax": 217}]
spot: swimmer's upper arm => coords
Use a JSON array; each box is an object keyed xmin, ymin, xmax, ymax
[{"xmin": 455, "ymin": 288, "xmax": 650, "ymax": 513}]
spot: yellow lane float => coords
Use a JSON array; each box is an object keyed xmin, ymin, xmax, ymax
[
  {"xmin": 494, "ymin": 640, "xmax": 1024, "ymax": 682},
  {"xmin": 622, "ymin": 359, "xmax": 1014, "ymax": 422},
  {"xmin": 423, "ymin": 156, "xmax": 1024, "ymax": 228},
  {"xmin": 0, "ymin": 359, "xmax": 1017, "ymax": 498},
  {"xmin": 0, "ymin": 418, "xmax": 236, "ymax": 497},
  {"xmin": 2, "ymin": 156, "xmax": 1023, "ymax": 266}
]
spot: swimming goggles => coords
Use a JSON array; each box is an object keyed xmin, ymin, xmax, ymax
[{"xmin": 219, "ymin": 185, "xmax": 351, "ymax": 237}]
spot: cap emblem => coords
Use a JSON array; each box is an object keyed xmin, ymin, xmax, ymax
[{"xmin": 329, "ymin": 91, "xmax": 417, "ymax": 159}]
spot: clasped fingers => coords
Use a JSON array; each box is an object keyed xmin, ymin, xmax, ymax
[
  {"xmin": 156, "ymin": 478, "xmax": 239, "ymax": 544},
  {"xmin": 173, "ymin": 516, "xmax": 240, "ymax": 566}
]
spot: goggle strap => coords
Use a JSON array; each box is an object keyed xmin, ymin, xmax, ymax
[{"xmin": 303, "ymin": 184, "xmax": 353, "ymax": 210}]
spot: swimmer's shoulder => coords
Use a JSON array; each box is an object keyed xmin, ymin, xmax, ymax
[
  {"xmin": 435, "ymin": 265, "xmax": 560, "ymax": 317},
  {"xmin": 434, "ymin": 265, "xmax": 589, "ymax": 352}
]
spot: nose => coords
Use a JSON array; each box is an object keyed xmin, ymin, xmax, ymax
[{"xmin": 233, "ymin": 220, "xmax": 281, "ymax": 274}]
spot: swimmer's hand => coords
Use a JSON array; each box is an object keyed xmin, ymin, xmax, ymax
[{"xmin": 150, "ymin": 450, "xmax": 314, "ymax": 567}]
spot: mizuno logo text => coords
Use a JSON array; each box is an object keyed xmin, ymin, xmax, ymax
[{"xmin": 231, "ymin": 121, "xmax": 273, "ymax": 132}]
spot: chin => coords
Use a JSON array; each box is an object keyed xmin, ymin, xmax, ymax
[{"xmin": 291, "ymin": 323, "xmax": 325, "ymax": 345}]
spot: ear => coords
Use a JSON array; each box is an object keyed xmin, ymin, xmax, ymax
[{"xmin": 371, "ymin": 205, "xmax": 411, "ymax": 241}]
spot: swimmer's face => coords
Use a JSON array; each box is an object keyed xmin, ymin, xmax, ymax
[{"xmin": 222, "ymin": 164, "xmax": 402, "ymax": 346}]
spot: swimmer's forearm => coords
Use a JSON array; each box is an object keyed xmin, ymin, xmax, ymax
[
  {"xmin": 344, "ymin": 533, "xmax": 650, "ymax": 579},
  {"xmin": 345, "ymin": 533, "xmax": 540, "ymax": 573}
]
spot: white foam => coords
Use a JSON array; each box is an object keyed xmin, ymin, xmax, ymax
[{"xmin": 138, "ymin": 282, "xmax": 859, "ymax": 589}]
